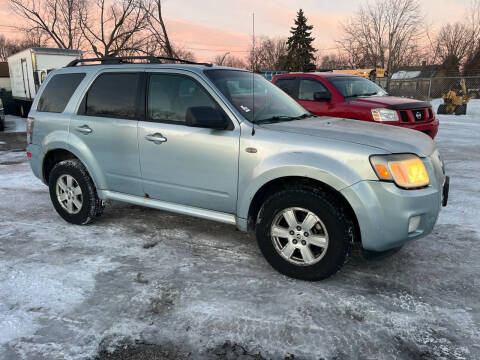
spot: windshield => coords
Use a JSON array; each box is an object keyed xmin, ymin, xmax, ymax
[
  {"xmin": 204, "ymin": 69, "xmax": 309, "ymax": 123},
  {"xmin": 329, "ymin": 76, "xmax": 387, "ymax": 98}
]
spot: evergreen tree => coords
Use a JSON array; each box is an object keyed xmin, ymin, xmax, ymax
[{"xmin": 285, "ymin": 9, "xmax": 317, "ymax": 72}]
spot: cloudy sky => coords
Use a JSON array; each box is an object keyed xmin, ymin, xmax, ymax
[{"xmin": 0, "ymin": 0, "xmax": 472, "ymax": 61}]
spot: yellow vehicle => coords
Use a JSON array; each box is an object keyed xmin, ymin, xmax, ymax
[
  {"xmin": 332, "ymin": 68, "xmax": 386, "ymax": 80},
  {"xmin": 437, "ymin": 79, "xmax": 471, "ymax": 115}
]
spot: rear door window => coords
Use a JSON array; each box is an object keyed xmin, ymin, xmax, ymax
[
  {"xmin": 80, "ymin": 73, "xmax": 141, "ymax": 119},
  {"xmin": 298, "ymin": 78, "xmax": 329, "ymax": 101},
  {"xmin": 37, "ymin": 73, "xmax": 85, "ymax": 113},
  {"xmin": 275, "ymin": 78, "xmax": 297, "ymax": 98}
]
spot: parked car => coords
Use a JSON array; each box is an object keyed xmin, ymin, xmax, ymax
[
  {"xmin": 0, "ymin": 98, "xmax": 5, "ymax": 131},
  {"xmin": 26, "ymin": 58, "xmax": 449, "ymax": 281},
  {"xmin": 272, "ymin": 73, "xmax": 439, "ymax": 139}
]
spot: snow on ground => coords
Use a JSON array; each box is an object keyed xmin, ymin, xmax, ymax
[
  {"xmin": 0, "ymin": 110, "xmax": 479, "ymax": 359},
  {"xmin": 2, "ymin": 115, "xmax": 26, "ymax": 133}
]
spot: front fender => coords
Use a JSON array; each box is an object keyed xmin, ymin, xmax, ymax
[{"xmin": 236, "ymin": 150, "xmax": 374, "ymax": 220}]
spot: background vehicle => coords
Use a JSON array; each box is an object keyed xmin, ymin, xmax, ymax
[
  {"xmin": 272, "ymin": 72, "xmax": 439, "ymax": 138},
  {"xmin": 0, "ymin": 98, "xmax": 4, "ymax": 131},
  {"xmin": 26, "ymin": 57, "xmax": 447, "ymax": 281},
  {"xmin": 437, "ymin": 78, "xmax": 471, "ymax": 115},
  {"xmin": 7, "ymin": 47, "xmax": 82, "ymax": 117},
  {"xmin": 332, "ymin": 67, "xmax": 386, "ymax": 80}
]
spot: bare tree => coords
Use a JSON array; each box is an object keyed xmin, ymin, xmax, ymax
[
  {"xmin": 337, "ymin": 0, "xmax": 423, "ymax": 74},
  {"xmin": 0, "ymin": 33, "xmax": 48, "ymax": 61},
  {"xmin": 319, "ymin": 54, "xmax": 349, "ymax": 70},
  {"xmin": 142, "ymin": 0, "xmax": 175, "ymax": 57},
  {"xmin": 248, "ymin": 36, "xmax": 287, "ymax": 71},
  {"xmin": 79, "ymin": 0, "xmax": 151, "ymax": 58},
  {"xmin": 10, "ymin": 0, "xmax": 84, "ymax": 49},
  {"xmin": 213, "ymin": 53, "xmax": 246, "ymax": 68},
  {"xmin": 432, "ymin": 23, "xmax": 473, "ymax": 65}
]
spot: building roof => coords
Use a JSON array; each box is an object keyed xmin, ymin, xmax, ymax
[
  {"xmin": 0, "ymin": 62, "xmax": 9, "ymax": 77},
  {"xmin": 392, "ymin": 65, "xmax": 442, "ymax": 79}
]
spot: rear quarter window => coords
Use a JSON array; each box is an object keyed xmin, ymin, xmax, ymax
[
  {"xmin": 37, "ymin": 73, "xmax": 86, "ymax": 113},
  {"xmin": 80, "ymin": 73, "xmax": 140, "ymax": 120}
]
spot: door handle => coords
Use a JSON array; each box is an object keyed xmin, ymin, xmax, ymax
[
  {"xmin": 76, "ymin": 125, "xmax": 93, "ymax": 134},
  {"xmin": 145, "ymin": 133, "xmax": 167, "ymax": 144}
]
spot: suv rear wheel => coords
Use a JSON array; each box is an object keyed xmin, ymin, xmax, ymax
[
  {"xmin": 48, "ymin": 159, "xmax": 103, "ymax": 225},
  {"xmin": 256, "ymin": 188, "xmax": 351, "ymax": 281}
]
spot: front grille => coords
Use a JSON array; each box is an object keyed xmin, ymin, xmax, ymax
[{"xmin": 400, "ymin": 111, "xmax": 409, "ymax": 122}]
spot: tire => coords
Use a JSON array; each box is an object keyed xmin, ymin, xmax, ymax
[
  {"xmin": 455, "ymin": 105, "xmax": 467, "ymax": 115},
  {"xmin": 255, "ymin": 188, "xmax": 352, "ymax": 281},
  {"xmin": 437, "ymin": 104, "xmax": 446, "ymax": 114},
  {"xmin": 48, "ymin": 159, "xmax": 102, "ymax": 225}
]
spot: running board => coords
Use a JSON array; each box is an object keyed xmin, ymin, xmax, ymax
[{"xmin": 99, "ymin": 190, "xmax": 237, "ymax": 225}]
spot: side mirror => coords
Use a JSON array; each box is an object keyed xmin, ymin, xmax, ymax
[
  {"xmin": 313, "ymin": 92, "xmax": 331, "ymax": 102},
  {"xmin": 186, "ymin": 106, "xmax": 229, "ymax": 130}
]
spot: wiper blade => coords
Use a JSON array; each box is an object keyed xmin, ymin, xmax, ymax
[
  {"xmin": 345, "ymin": 92, "xmax": 379, "ymax": 98},
  {"xmin": 255, "ymin": 114, "xmax": 310, "ymax": 124}
]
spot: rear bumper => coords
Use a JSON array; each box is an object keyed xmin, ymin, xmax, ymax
[
  {"xmin": 394, "ymin": 118, "xmax": 439, "ymax": 139},
  {"xmin": 341, "ymin": 178, "xmax": 444, "ymax": 252},
  {"xmin": 26, "ymin": 144, "xmax": 43, "ymax": 181}
]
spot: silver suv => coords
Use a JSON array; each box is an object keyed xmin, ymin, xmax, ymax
[{"xmin": 26, "ymin": 57, "xmax": 449, "ymax": 280}]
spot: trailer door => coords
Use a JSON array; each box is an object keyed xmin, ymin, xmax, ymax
[{"xmin": 21, "ymin": 59, "xmax": 31, "ymax": 99}]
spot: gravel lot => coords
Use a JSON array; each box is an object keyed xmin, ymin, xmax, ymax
[{"xmin": 0, "ymin": 110, "xmax": 479, "ymax": 360}]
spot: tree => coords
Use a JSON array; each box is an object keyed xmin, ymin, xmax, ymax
[
  {"xmin": 142, "ymin": 0, "xmax": 175, "ymax": 57},
  {"xmin": 0, "ymin": 33, "xmax": 47, "ymax": 61},
  {"xmin": 10, "ymin": 0, "xmax": 84, "ymax": 49},
  {"xmin": 79, "ymin": 0, "xmax": 151, "ymax": 58},
  {"xmin": 337, "ymin": 0, "xmax": 423, "ymax": 74},
  {"xmin": 432, "ymin": 23, "xmax": 473, "ymax": 65},
  {"xmin": 213, "ymin": 53, "xmax": 246, "ymax": 68},
  {"xmin": 463, "ymin": 46, "xmax": 480, "ymax": 75},
  {"xmin": 319, "ymin": 54, "xmax": 349, "ymax": 70},
  {"xmin": 284, "ymin": 9, "xmax": 316, "ymax": 71},
  {"xmin": 248, "ymin": 36, "xmax": 288, "ymax": 71}
]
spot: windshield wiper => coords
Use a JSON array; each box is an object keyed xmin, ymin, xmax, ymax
[
  {"xmin": 254, "ymin": 113, "xmax": 310, "ymax": 124},
  {"xmin": 345, "ymin": 92, "xmax": 381, "ymax": 98}
]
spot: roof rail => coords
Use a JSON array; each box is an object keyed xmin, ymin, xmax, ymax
[{"xmin": 66, "ymin": 56, "xmax": 212, "ymax": 67}]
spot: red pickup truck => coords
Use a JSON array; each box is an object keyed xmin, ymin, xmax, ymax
[{"xmin": 272, "ymin": 72, "xmax": 439, "ymax": 139}]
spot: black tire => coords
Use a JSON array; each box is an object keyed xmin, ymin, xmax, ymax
[
  {"xmin": 437, "ymin": 104, "xmax": 447, "ymax": 114},
  {"xmin": 255, "ymin": 188, "xmax": 352, "ymax": 281},
  {"xmin": 455, "ymin": 105, "xmax": 467, "ymax": 115},
  {"xmin": 48, "ymin": 159, "xmax": 102, "ymax": 225},
  {"xmin": 0, "ymin": 118, "xmax": 4, "ymax": 132}
]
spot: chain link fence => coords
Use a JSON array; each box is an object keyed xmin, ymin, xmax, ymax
[{"xmin": 375, "ymin": 76, "xmax": 480, "ymax": 101}]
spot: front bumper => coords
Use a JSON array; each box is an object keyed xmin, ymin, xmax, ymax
[
  {"xmin": 395, "ymin": 118, "xmax": 439, "ymax": 139},
  {"xmin": 341, "ymin": 154, "xmax": 447, "ymax": 252}
]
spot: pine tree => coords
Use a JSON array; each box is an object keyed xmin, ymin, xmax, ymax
[{"xmin": 285, "ymin": 9, "xmax": 317, "ymax": 72}]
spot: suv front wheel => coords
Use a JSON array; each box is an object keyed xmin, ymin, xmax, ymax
[
  {"xmin": 256, "ymin": 188, "xmax": 351, "ymax": 281},
  {"xmin": 48, "ymin": 159, "xmax": 103, "ymax": 225}
]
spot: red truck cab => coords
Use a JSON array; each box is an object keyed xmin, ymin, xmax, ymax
[{"xmin": 272, "ymin": 72, "xmax": 439, "ymax": 139}]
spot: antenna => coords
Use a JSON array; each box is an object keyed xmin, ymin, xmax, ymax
[{"xmin": 251, "ymin": 12, "xmax": 256, "ymax": 136}]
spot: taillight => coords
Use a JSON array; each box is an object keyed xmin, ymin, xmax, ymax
[{"xmin": 27, "ymin": 117, "xmax": 34, "ymax": 144}]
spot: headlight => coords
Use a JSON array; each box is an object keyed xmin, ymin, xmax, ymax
[
  {"xmin": 371, "ymin": 108, "xmax": 399, "ymax": 122},
  {"xmin": 370, "ymin": 154, "xmax": 430, "ymax": 189}
]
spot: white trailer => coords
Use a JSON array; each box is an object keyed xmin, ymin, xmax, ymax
[{"xmin": 7, "ymin": 47, "xmax": 82, "ymax": 116}]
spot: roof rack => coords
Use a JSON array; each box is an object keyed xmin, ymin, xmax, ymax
[{"xmin": 66, "ymin": 56, "xmax": 212, "ymax": 67}]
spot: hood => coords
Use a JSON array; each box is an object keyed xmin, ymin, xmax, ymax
[
  {"xmin": 261, "ymin": 117, "xmax": 435, "ymax": 157},
  {"xmin": 350, "ymin": 96, "xmax": 431, "ymax": 110}
]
